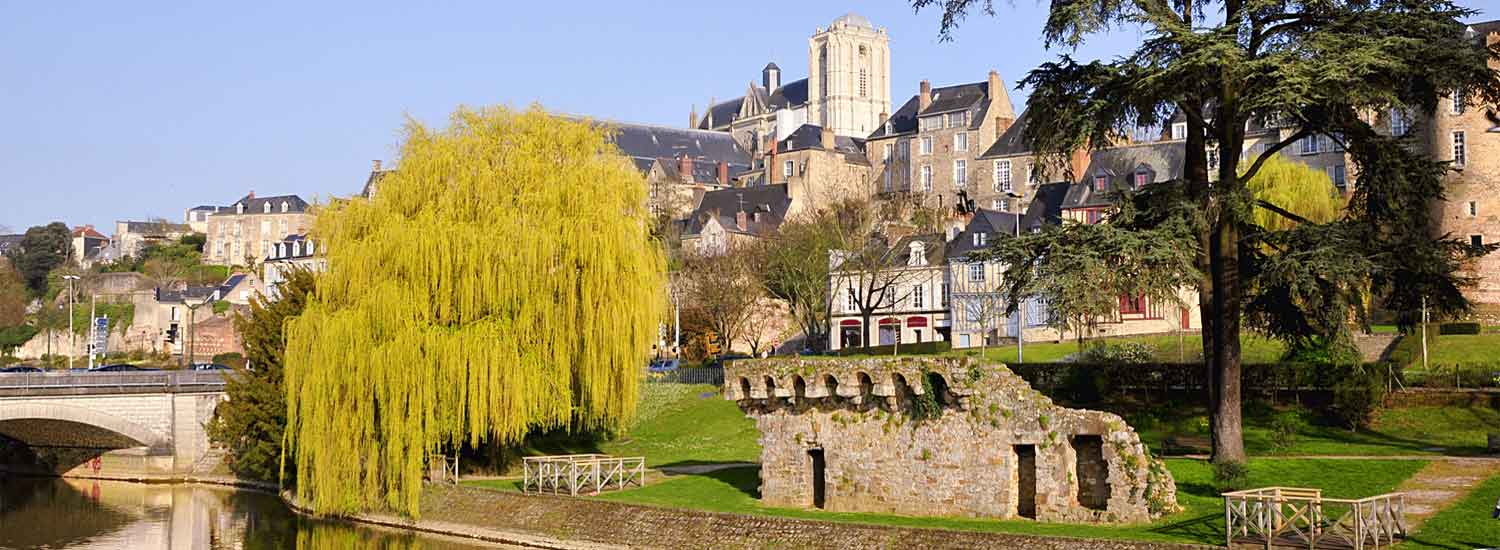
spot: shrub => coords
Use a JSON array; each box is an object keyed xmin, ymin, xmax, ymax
[
  {"xmin": 1068, "ymin": 341, "xmax": 1156, "ymax": 364},
  {"xmin": 1269, "ymin": 410, "xmax": 1304, "ymax": 450},
  {"xmin": 212, "ymin": 352, "xmax": 245, "ymax": 369},
  {"xmin": 1329, "ymin": 364, "xmax": 1389, "ymax": 429},
  {"xmin": 212, "ymin": 300, "xmax": 230, "ymax": 315},
  {"xmin": 1213, "ymin": 460, "xmax": 1250, "ymax": 491},
  {"xmin": 1438, "ymin": 322, "xmax": 1481, "ymax": 335}
]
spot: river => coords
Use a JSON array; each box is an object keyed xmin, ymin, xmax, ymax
[{"xmin": 0, "ymin": 477, "xmax": 519, "ymax": 549}]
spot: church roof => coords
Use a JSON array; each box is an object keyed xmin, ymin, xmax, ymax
[
  {"xmin": 763, "ymin": 62, "xmax": 781, "ymax": 71},
  {"xmin": 605, "ymin": 122, "xmax": 751, "ymax": 174},
  {"xmin": 698, "ymin": 78, "xmax": 809, "ymax": 130}
]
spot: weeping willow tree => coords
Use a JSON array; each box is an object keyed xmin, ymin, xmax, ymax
[
  {"xmin": 1246, "ymin": 154, "xmax": 1344, "ymax": 233},
  {"xmin": 283, "ymin": 105, "xmax": 666, "ymax": 517}
]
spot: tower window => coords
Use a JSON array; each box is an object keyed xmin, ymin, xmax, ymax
[
  {"xmin": 1452, "ymin": 89, "xmax": 1467, "ymax": 115},
  {"xmin": 859, "ymin": 68, "xmax": 868, "ymax": 98},
  {"xmin": 1472, "ymin": 235, "xmax": 1485, "ymax": 251},
  {"xmin": 1468, "ymin": 201, "xmax": 1478, "ymax": 217},
  {"xmin": 1453, "ymin": 131, "xmax": 1466, "ymax": 167}
]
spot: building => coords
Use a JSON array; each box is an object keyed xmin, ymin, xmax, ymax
[
  {"xmin": 725, "ymin": 357, "xmax": 1176, "ymax": 523},
  {"xmin": 828, "ymin": 233, "xmax": 950, "ymax": 350},
  {"xmin": 975, "ymin": 109, "xmax": 1092, "ymax": 214},
  {"xmin": 263, "ymin": 233, "xmax": 325, "ymax": 299},
  {"xmin": 943, "ymin": 186, "xmax": 1067, "ymax": 349},
  {"xmin": 697, "ymin": 13, "xmax": 891, "ymax": 144},
  {"xmin": 865, "ymin": 71, "xmax": 1019, "ymax": 213},
  {"xmin": 606, "ymin": 122, "xmax": 753, "ymax": 218},
  {"xmin": 70, "ymin": 225, "xmax": 109, "ymax": 267},
  {"xmin": 1429, "ymin": 20, "xmax": 1500, "ymax": 311},
  {"xmin": 203, "ymin": 193, "xmax": 312, "ymax": 267},
  {"xmin": 680, "ymin": 184, "xmax": 792, "ymax": 256},
  {"xmin": 214, "ymin": 273, "xmax": 265, "ymax": 306},
  {"xmin": 767, "ymin": 124, "xmax": 873, "ymax": 216},
  {"xmin": 113, "ymin": 220, "xmax": 193, "ymax": 259},
  {"xmin": 184, "ymin": 205, "xmax": 229, "ymax": 234},
  {"xmin": 360, "ymin": 160, "xmax": 394, "ymax": 198}
]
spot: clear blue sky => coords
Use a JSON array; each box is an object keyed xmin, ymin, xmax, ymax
[{"xmin": 1, "ymin": 2, "xmax": 1488, "ymax": 233}]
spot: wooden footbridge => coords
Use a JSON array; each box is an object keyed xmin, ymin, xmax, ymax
[
  {"xmin": 522, "ymin": 454, "xmax": 645, "ymax": 496},
  {"xmin": 1224, "ymin": 487, "xmax": 1407, "ymax": 549}
]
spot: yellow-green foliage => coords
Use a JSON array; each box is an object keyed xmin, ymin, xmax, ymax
[
  {"xmin": 283, "ymin": 106, "xmax": 667, "ymax": 517},
  {"xmin": 1246, "ymin": 154, "xmax": 1343, "ymax": 232}
]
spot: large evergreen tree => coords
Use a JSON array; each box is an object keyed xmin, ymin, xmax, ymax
[
  {"xmin": 915, "ymin": 0, "xmax": 1500, "ymax": 465},
  {"xmin": 6, "ymin": 222, "xmax": 71, "ymax": 296},
  {"xmin": 283, "ymin": 106, "xmax": 666, "ymax": 517},
  {"xmin": 207, "ymin": 267, "xmax": 316, "ymax": 483}
]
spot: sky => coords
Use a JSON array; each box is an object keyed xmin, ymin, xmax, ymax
[{"xmin": 1, "ymin": 2, "xmax": 1491, "ymax": 234}]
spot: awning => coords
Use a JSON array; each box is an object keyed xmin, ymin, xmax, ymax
[
  {"xmin": 878, "ymin": 317, "xmax": 901, "ymax": 325},
  {"xmin": 906, "ymin": 316, "xmax": 928, "ymax": 328},
  {"xmin": 840, "ymin": 319, "xmax": 862, "ymax": 326}
]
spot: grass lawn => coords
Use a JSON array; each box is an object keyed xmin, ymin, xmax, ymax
[
  {"xmin": 1131, "ymin": 404, "xmax": 1500, "ymax": 457},
  {"xmin": 1420, "ymin": 333, "xmax": 1500, "ymax": 366},
  {"xmin": 1400, "ymin": 472, "xmax": 1500, "ymax": 549},
  {"xmin": 954, "ymin": 333, "xmax": 1287, "ymax": 364},
  {"xmin": 579, "ymin": 458, "xmax": 1425, "ymax": 545}
]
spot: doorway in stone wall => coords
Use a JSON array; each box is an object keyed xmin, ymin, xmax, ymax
[
  {"xmin": 1015, "ymin": 444, "xmax": 1036, "ymax": 519},
  {"xmin": 808, "ymin": 448, "xmax": 826, "ymax": 509},
  {"xmin": 1072, "ymin": 435, "xmax": 1109, "ymax": 510}
]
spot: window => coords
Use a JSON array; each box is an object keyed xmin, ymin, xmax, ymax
[
  {"xmin": 1171, "ymin": 122, "xmax": 1187, "ymax": 140},
  {"xmin": 859, "ymin": 68, "xmax": 868, "ymax": 97},
  {"xmin": 991, "ymin": 199, "xmax": 1001, "ymax": 210},
  {"xmin": 1093, "ymin": 174, "xmax": 1108, "ymax": 192},
  {"xmin": 921, "ymin": 165, "xmax": 933, "ymax": 192},
  {"xmin": 1085, "ymin": 209, "xmax": 1104, "ymax": 225},
  {"xmin": 883, "ymin": 167, "xmax": 892, "ymax": 192},
  {"xmin": 1453, "ymin": 131, "xmax": 1466, "ymax": 167},
  {"xmin": 941, "ymin": 282, "xmax": 949, "ymax": 307},
  {"xmin": 920, "ymin": 117, "xmax": 941, "ymax": 132},
  {"xmin": 263, "ymin": 202, "xmax": 271, "ymax": 214},
  {"xmin": 1120, "ymin": 295, "xmax": 1147, "ymax": 315},
  {"xmin": 972, "ymin": 232, "xmax": 987, "ymax": 247},
  {"xmin": 784, "ymin": 159, "xmax": 794, "ymax": 178},
  {"xmin": 279, "ymin": 219, "xmax": 288, "ymax": 237},
  {"xmin": 260, "ymin": 220, "xmax": 271, "ymax": 235},
  {"xmin": 995, "ymin": 160, "xmax": 1012, "ymax": 192},
  {"xmin": 965, "ymin": 303, "xmax": 981, "ymax": 323},
  {"xmin": 1300, "ymin": 135, "xmax": 1320, "ymax": 155},
  {"xmin": 954, "ymin": 160, "xmax": 967, "ymax": 187},
  {"xmin": 1329, "ymin": 165, "xmax": 1347, "ymax": 188},
  {"xmin": 1452, "ymin": 89, "xmax": 1466, "ymax": 115},
  {"xmin": 883, "ymin": 143, "xmax": 893, "ymax": 161},
  {"xmin": 1468, "ymin": 201, "xmax": 1478, "ymax": 218},
  {"xmin": 280, "ymin": 201, "xmax": 289, "ymax": 213},
  {"xmin": 912, "ymin": 285, "xmax": 925, "ymax": 309},
  {"xmin": 847, "ymin": 288, "xmax": 857, "ymax": 312},
  {"xmin": 948, "ymin": 111, "xmax": 967, "ymax": 128},
  {"xmin": 1134, "ymin": 170, "xmax": 1150, "ymax": 188},
  {"xmin": 968, "ymin": 263, "xmax": 985, "ymax": 283},
  {"xmin": 999, "ymin": 198, "xmax": 1011, "ymax": 212},
  {"xmin": 955, "ymin": 132, "xmax": 968, "ymax": 152},
  {"xmin": 1472, "ymin": 235, "xmax": 1485, "ymax": 251},
  {"xmin": 1390, "ymin": 108, "xmax": 1411, "ymax": 136},
  {"xmin": 920, "ymin": 136, "xmax": 933, "ymax": 155}
]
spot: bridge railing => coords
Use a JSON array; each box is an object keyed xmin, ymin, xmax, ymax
[{"xmin": 0, "ymin": 370, "xmax": 228, "ymax": 392}]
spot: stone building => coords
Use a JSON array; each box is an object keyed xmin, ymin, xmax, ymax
[
  {"xmin": 262, "ymin": 233, "xmax": 325, "ymax": 299},
  {"xmin": 697, "ymin": 13, "xmax": 890, "ymax": 144},
  {"xmin": 680, "ymin": 184, "xmax": 791, "ymax": 256},
  {"xmin": 865, "ymin": 71, "xmax": 1018, "ymax": 213},
  {"xmin": 183, "ymin": 205, "xmax": 229, "ymax": 234},
  {"xmin": 974, "ymin": 110, "xmax": 1092, "ymax": 214},
  {"xmin": 112, "ymin": 220, "xmax": 193, "ymax": 259},
  {"xmin": 69, "ymin": 225, "xmax": 109, "ymax": 267},
  {"xmin": 202, "ymin": 193, "xmax": 312, "ymax": 267},
  {"xmin": 769, "ymin": 124, "xmax": 874, "ymax": 216},
  {"xmin": 724, "ymin": 356, "xmax": 1177, "ymax": 523},
  {"xmin": 828, "ymin": 234, "xmax": 951, "ymax": 350}
]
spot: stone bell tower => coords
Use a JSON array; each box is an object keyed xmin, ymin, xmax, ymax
[{"xmin": 807, "ymin": 13, "xmax": 891, "ymax": 138}]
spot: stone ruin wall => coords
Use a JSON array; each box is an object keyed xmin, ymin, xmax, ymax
[{"xmin": 724, "ymin": 356, "xmax": 1178, "ymax": 524}]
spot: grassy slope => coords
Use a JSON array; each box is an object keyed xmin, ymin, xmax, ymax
[
  {"xmin": 1399, "ymin": 472, "xmax": 1500, "ymax": 549},
  {"xmin": 1132, "ymin": 405, "xmax": 1500, "ymax": 457},
  {"xmin": 592, "ymin": 459, "xmax": 1424, "ymax": 545},
  {"xmin": 603, "ymin": 384, "xmax": 759, "ymax": 467},
  {"xmin": 963, "ymin": 333, "xmax": 1287, "ymax": 364}
]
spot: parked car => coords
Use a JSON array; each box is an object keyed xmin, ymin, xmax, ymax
[
  {"xmin": 708, "ymin": 353, "xmax": 752, "ymax": 368},
  {"xmin": 191, "ymin": 363, "xmax": 231, "ymax": 371},
  {"xmin": 0, "ymin": 365, "xmax": 43, "ymax": 373},
  {"xmin": 648, "ymin": 358, "xmax": 679, "ymax": 373},
  {"xmin": 89, "ymin": 364, "xmax": 155, "ymax": 372}
]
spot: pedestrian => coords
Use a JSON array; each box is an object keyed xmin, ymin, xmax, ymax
[{"xmin": 1493, "ymin": 495, "xmax": 1499, "ymax": 519}]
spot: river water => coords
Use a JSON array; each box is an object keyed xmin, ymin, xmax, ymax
[{"xmin": 0, "ymin": 477, "xmax": 517, "ymax": 550}]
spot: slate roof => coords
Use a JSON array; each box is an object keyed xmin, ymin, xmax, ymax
[
  {"xmin": 979, "ymin": 109, "xmax": 1031, "ymax": 159},
  {"xmin": 776, "ymin": 124, "xmax": 867, "ymax": 156},
  {"xmin": 682, "ymin": 184, "xmax": 792, "ymax": 238},
  {"xmin": 1062, "ymin": 142, "xmax": 1184, "ymax": 210},
  {"xmin": 155, "ymin": 285, "xmax": 218, "ymax": 304},
  {"xmin": 876, "ymin": 233, "xmax": 948, "ymax": 270},
  {"xmin": 698, "ymin": 78, "xmax": 810, "ymax": 130},
  {"xmin": 605, "ymin": 122, "xmax": 752, "ymax": 176},
  {"xmin": 1467, "ymin": 19, "xmax": 1500, "ymax": 37},
  {"xmin": 188, "ymin": 205, "xmax": 230, "ymax": 213},
  {"xmin": 1021, "ymin": 181, "xmax": 1070, "ymax": 231},
  {"xmin": 228, "ymin": 194, "xmax": 310, "ymax": 215},
  {"xmin": 0, "ymin": 234, "xmax": 22, "ymax": 256},
  {"xmin": 867, "ymin": 81, "xmax": 990, "ymax": 140},
  {"xmin": 121, "ymin": 221, "xmax": 193, "ymax": 235},
  {"xmin": 946, "ymin": 210, "xmax": 1019, "ymax": 261}
]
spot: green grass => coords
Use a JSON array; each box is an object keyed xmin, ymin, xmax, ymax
[
  {"xmin": 1400, "ymin": 473, "xmax": 1500, "ymax": 549},
  {"xmin": 955, "ymin": 333, "xmax": 1286, "ymax": 364},
  {"xmin": 1131, "ymin": 404, "xmax": 1500, "ymax": 457},
  {"xmin": 579, "ymin": 458, "xmax": 1424, "ymax": 545},
  {"xmin": 1423, "ymin": 333, "xmax": 1500, "ymax": 366}
]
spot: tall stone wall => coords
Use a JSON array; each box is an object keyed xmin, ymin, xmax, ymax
[{"xmin": 724, "ymin": 356, "xmax": 1177, "ymax": 524}]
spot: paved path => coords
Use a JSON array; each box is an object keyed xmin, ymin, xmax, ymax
[{"xmin": 1394, "ymin": 457, "xmax": 1500, "ymax": 529}]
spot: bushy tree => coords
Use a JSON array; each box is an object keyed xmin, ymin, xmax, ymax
[
  {"xmin": 282, "ymin": 106, "xmax": 666, "ymax": 517},
  {"xmin": 207, "ymin": 268, "xmax": 315, "ymax": 483},
  {"xmin": 6, "ymin": 222, "xmax": 71, "ymax": 296},
  {"xmin": 0, "ymin": 260, "xmax": 26, "ymax": 330},
  {"xmin": 915, "ymin": 0, "xmax": 1500, "ymax": 466},
  {"xmin": 679, "ymin": 245, "xmax": 765, "ymax": 356}
]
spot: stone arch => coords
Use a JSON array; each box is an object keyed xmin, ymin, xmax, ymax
[
  {"xmin": 764, "ymin": 375, "xmax": 778, "ymax": 398},
  {"xmin": 925, "ymin": 371, "xmax": 952, "ymax": 407},
  {"xmin": 856, "ymin": 371, "xmax": 874, "ymax": 398},
  {"xmin": 738, "ymin": 377, "xmax": 752, "ymax": 400},
  {"xmin": 822, "ymin": 374, "xmax": 839, "ymax": 399},
  {"xmin": 0, "ymin": 402, "xmax": 167, "ymax": 449},
  {"xmin": 792, "ymin": 375, "xmax": 808, "ymax": 399}
]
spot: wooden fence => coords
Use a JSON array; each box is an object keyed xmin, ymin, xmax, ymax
[
  {"xmin": 522, "ymin": 454, "xmax": 645, "ymax": 496},
  {"xmin": 1223, "ymin": 487, "xmax": 1407, "ymax": 549}
]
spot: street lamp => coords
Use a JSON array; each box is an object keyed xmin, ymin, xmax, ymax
[
  {"xmin": 1004, "ymin": 192, "xmax": 1026, "ymax": 363},
  {"xmin": 183, "ymin": 294, "xmax": 209, "ymax": 368},
  {"xmin": 62, "ymin": 275, "xmax": 80, "ymax": 370}
]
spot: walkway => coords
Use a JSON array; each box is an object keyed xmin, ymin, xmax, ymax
[{"xmin": 1393, "ymin": 457, "xmax": 1500, "ymax": 529}]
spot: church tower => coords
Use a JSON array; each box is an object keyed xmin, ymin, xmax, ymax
[{"xmin": 807, "ymin": 13, "xmax": 891, "ymax": 138}]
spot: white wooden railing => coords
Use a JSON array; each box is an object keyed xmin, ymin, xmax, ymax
[
  {"xmin": 1224, "ymin": 486, "xmax": 1407, "ymax": 549},
  {"xmin": 522, "ymin": 454, "xmax": 645, "ymax": 496}
]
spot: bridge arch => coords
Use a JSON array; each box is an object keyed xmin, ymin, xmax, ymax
[{"xmin": 0, "ymin": 401, "xmax": 168, "ymax": 449}]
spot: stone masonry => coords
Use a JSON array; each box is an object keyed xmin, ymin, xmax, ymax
[{"xmin": 724, "ymin": 356, "xmax": 1178, "ymax": 524}]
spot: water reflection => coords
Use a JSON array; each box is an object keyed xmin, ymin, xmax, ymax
[{"xmin": 0, "ymin": 477, "xmax": 510, "ymax": 550}]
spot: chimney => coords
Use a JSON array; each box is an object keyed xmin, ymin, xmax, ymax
[
  {"xmin": 918, "ymin": 80, "xmax": 932, "ymax": 111},
  {"xmin": 678, "ymin": 155, "xmax": 694, "ymax": 182},
  {"xmin": 718, "ymin": 161, "xmax": 729, "ymax": 185},
  {"xmin": 247, "ymin": 190, "xmax": 255, "ymax": 200},
  {"xmin": 987, "ymin": 70, "xmax": 1001, "ymax": 99},
  {"xmin": 878, "ymin": 111, "xmax": 889, "ymax": 126},
  {"xmin": 821, "ymin": 126, "xmax": 836, "ymax": 150},
  {"xmin": 736, "ymin": 210, "xmax": 748, "ymax": 231}
]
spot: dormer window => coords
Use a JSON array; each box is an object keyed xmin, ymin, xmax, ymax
[
  {"xmin": 1093, "ymin": 174, "xmax": 1109, "ymax": 193},
  {"xmin": 1134, "ymin": 169, "xmax": 1151, "ymax": 188},
  {"xmin": 908, "ymin": 241, "xmax": 927, "ymax": 266},
  {"xmin": 1171, "ymin": 122, "xmax": 1187, "ymax": 140},
  {"xmin": 236, "ymin": 203, "xmax": 245, "ymax": 214},
  {"xmin": 972, "ymin": 232, "xmax": 987, "ymax": 247},
  {"xmin": 263, "ymin": 202, "xmax": 271, "ymax": 214},
  {"xmin": 280, "ymin": 201, "xmax": 289, "ymax": 213}
]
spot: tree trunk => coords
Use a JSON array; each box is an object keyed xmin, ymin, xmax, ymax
[{"xmin": 1209, "ymin": 219, "xmax": 1247, "ymax": 464}]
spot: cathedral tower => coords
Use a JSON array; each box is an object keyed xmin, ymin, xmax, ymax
[{"xmin": 807, "ymin": 13, "xmax": 891, "ymax": 138}]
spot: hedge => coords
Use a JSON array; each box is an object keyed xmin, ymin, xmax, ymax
[
  {"xmin": 1438, "ymin": 322, "xmax": 1482, "ymax": 335},
  {"xmin": 1003, "ymin": 361, "xmax": 1403, "ymax": 405},
  {"xmin": 835, "ymin": 341, "xmax": 953, "ymax": 356}
]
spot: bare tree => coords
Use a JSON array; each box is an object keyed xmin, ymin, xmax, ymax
[{"xmin": 679, "ymin": 244, "xmax": 764, "ymax": 357}]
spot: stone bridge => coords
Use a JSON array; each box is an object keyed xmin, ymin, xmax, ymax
[{"xmin": 0, "ymin": 371, "xmax": 226, "ymax": 478}]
